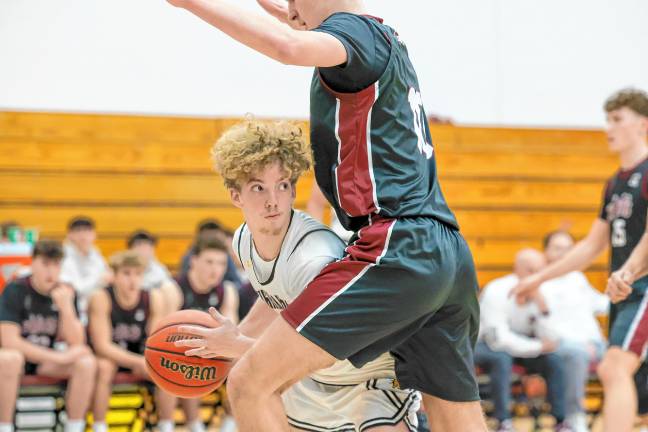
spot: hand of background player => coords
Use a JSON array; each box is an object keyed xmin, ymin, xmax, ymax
[
  {"xmin": 607, "ymin": 269, "xmax": 634, "ymax": 304},
  {"xmin": 132, "ymin": 357, "xmax": 149, "ymax": 379},
  {"xmin": 53, "ymin": 345, "xmax": 91, "ymax": 366},
  {"xmin": 540, "ymin": 338, "xmax": 558, "ymax": 354},
  {"xmin": 175, "ymin": 307, "xmax": 247, "ymax": 359},
  {"xmin": 51, "ymin": 283, "xmax": 76, "ymax": 311},
  {"xmin": 510, "ymin": 273, "xmax": 542, "ymax": 302}
]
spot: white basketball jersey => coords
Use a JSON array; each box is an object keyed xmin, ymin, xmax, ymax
[{"xmin": 233, "ymin": 210, "xmax": 396, "ymax": 385}]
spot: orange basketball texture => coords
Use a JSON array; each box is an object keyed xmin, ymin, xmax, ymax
[{"xmin": 145, "ymin": 309, "xmax": 233, "ymax": 398}]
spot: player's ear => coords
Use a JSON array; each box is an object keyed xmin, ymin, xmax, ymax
[
  {"xmin": 229, "ymin": 188, "xmax": 243, "ymax": 208},
  {"xmin": 641, "ymin": 116, "xmax": 648, "ymax": 136}
]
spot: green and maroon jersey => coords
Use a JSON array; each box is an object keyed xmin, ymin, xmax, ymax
[
  {"xmin": 599, "ymin": 157, "xmax": 648, "ymax": 295},
  {"xmin": 310, "ymin": 13, "xmax": 458, "ymax": 233}
]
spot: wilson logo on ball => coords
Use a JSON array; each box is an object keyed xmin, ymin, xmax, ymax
[
  {"xmin": 165, "ymin": 333, "xmax": 200, "ymax": 343},
  {"xmin": 160, "ymin": 356, "xmax": 217, "ymax": 381}
]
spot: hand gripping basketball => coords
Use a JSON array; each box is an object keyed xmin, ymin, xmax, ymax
[
  {"xmin": 175, "ymin": 307, "xmax": 245, "ymax": 359},
  {"xmin": 144, "ymin": 309, "xmax": 233, "ymax": 398}
]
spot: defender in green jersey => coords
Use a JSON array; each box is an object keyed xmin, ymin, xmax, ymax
[{"xmin": 167, "ymin": 1, "xmax": 485, "ymax": 431}]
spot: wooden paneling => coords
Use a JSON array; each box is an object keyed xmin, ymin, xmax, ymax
[
  {"xmin": 0, "ymin": 172, "xmax": 600, "ymax": 210},
  {"xmin": 0, "ymin": 172, "xmax": 315, "ymax": 206},
  {"xmin": 1, "ymin": 207, "xmax": 599, "ymax": 239},
  {"xmin": 0, "ymin": 111, "xmax": 617, "ymax": 290}
]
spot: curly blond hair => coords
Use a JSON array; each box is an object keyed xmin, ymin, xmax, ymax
[{"xmin": 212, "ymin": 120, "xmax": 311, "ymax": 189}]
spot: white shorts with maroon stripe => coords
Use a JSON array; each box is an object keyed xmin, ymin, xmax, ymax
[{"xmin": 282, "ymin": 377, "xmax": 420, "ymax": 432}]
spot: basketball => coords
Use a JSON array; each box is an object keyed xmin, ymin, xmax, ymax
[{"xmin": 144, "ymin": 309, "xmax": 232, "ymax": 398}]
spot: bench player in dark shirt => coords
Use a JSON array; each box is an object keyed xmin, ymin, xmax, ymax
[
  {"xmin": 163, "ymin": 236, "xmax": 239, "ymax": 431},
  {"xmin": 87, "ymin": 251, "xmax": 178, "ymax": 432},
  {"xmin": 515, "ymin": 88, "xmax": 648, "ymax": 432},
  {"xmin": 166, "ymin": 236, "xmax": 239, "ymax": 322},
  {"xmin": 0, "ymin": 240, "xmax": 96, "ymax": 432}
]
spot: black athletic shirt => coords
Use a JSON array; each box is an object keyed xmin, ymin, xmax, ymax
[
  {"xmin": 105, "ymin": 285, "xmax": 150, "ymax": 355},
  {"xmin": 175, "ymin": 274, "xmax": 225, "ymax": 313}
]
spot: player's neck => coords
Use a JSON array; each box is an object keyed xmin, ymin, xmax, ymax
[
  {"xmin": 619, "ymin": 142, "xmax": 648, "ymax": 170},
  {"xmin": 251, "ymin": 224, "xmax": 290, "ymax": 261},
  {"xmin": 29, "ymin": 276, "xmax": 51, "ymax": 297},
  {"xmin": 188, "ymin": 270, "xmax": 213, "ymax": 293},
  {"xmin": 114, "ymin": 286, "xmax": 141, "ymax": 310},
  {"xmin": 323, "ymin": 1, "xmax": 368, "ymax": 19}
]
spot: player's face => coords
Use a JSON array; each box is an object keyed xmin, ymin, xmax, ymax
[
  {"xmin": 68, "ymin": 227, "xmax": 96, "ymax": 255},
  {"xmin": 31, "ymin": 257, "xmax": 62, "ymax": 293},
  {"xmin": 114, "ymin": 266, "xmax": 143, "ymax": 299},
  {"xmin": 131, "ymin": 241, "xmax": 155, "ymax": 265},
  {"xmin": 191, "ymin": 249, "xmax": 228, "ymax": 287},
  {"xmin": 230, "ymin": 162, "xmax": 296, "ymax": 237},
  {"xmin": 287, "ymin": 0, "xmax": 327, "ymax": 30},
  {"xmin": 606, "ymin": 107, "xmax": 648, "ymax": 153},
  {"xmin": 515, "ymin": 256, "xmax": 545, "ymax": 279},
  {"xmin": 544, "ymin": 233, "xmax": 574, "ymax": 264}
]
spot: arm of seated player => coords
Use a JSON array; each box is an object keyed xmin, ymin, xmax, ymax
[
  {"xmin": 158, "ymin": 280, "xmax": 183, "ymax": 314},
  {"xmin": 168, "ymin": 0, "xmax": 347, "ymax": 67},
  {"xmin": 52, "ymin": 283, "xmax": 86, "ymax": 346},
  {"xmin": 0, "ymin": 322, "xmax": 80, "ymax": 366},
  {"xmin": 306, "ymin": 183, "xmax": 328, "ymax": 223},
  {"xmin": 513, "ymin": 218, "xmax": 610, "ymax": 298},
  {"xmin": 147, "ymin": 289, "xmax": 166, "ymax": 333},
  {"xmin": 220, "ymin": 281, "xmax": 240, "ymax": 325},
  {"xmin": 88, "ymin": 290, "xmax": 145, "ymax": 371},
  {"xmin": 480, "ymin": 287, "xmax": 554, "ymax": 358}
]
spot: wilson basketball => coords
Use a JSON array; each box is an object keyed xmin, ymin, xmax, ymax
[{"xmin": 144, "ymin": 309, "xmax": 233, "ymax": 398}]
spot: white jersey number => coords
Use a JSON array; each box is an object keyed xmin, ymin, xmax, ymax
[
  {"xmin": 408, "ymin": 87, "xmax": 433, "ymax": 159},
  {"xmin": 611, "ymin": 219, "xmax": 627, "ymax": 248}
]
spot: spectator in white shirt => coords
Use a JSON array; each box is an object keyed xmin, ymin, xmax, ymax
[
  {"xmin": 127, "ymin": 230, "xmax": 174, "ymax": 291},
  {"xmin": 60, "ymin": 216, "xmax": 110, "ymax": 323},
  {"xmin": 478, "ymin": 248, "xmax": 569, "ymax": 432},
  {"xmin": 533, "ymin": 231, "xmax": 608, "ymax": 432}
]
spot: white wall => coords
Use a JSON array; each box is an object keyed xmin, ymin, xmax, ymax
[{"xmin": 0, "ymin": 0, "xmax": 646, "ymax": 127}]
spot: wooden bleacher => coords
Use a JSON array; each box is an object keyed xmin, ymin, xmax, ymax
[{"xmin": 0, "ymin": 111, "xmax": 616, "ymax": 290}]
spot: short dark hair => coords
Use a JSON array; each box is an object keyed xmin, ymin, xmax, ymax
[
  {"xmin": 191, "ymin": 235, "xmax": 228, "ymax": 256},
  {"xmin": 32, "ymin": 239, "xmax": 64, "ymax": 261},
  {"xmin": 542, "ymin": 230, "xmax": 575, "ymax": 250},
  {"xmin": 67, "ymin": 216, "xmax": 95, "ymax": 231},
  {"xmin": 196, "ymin": 218, "xmax": 223, "ymax": 234},
  {"xmin": 605, "ymin": 88, "xmax": 648, "ymax": 117},
  {"xmin": 127, "ymin": 229, "xmax": 158, "ymax": 248}
]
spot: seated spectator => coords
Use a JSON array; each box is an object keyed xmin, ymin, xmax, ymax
[
  {"xmin": 179, "ymin": 219, "xmax": 241, "ymax": 287},
  {"xmin": 479, "ymin": 248, "xmax": 569, "ymax": 432},
  {"xmin": 60, "ymin": 216, "xmax": 111, "ymax": 323},
  {"xmin": 531, "ymin": 231, "xmax": 609, "ymax": 432},
  {"xmin": 127, "ymin": 229, "xmax": 173, "ymax": 291},
  {"xmin": 164, "ymin": 237, "xmax": 239, "ymax": 430},
  {"xmin": 0, "ymin": 240, "xmax": 96, "ymax": 432},
  {"xmin": 87, "ymin": 251, "xmax": 181, "ymax": 432}
]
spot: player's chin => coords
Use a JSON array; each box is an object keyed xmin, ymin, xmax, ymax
[{"xmin": 289, "ymin": 21, "xmax": 308, "ymax": 31}]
